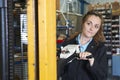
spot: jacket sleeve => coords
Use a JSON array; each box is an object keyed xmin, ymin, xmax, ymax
[{"xmin": 86, "ymin": 43, "xmax": 108, "ymax": 80}]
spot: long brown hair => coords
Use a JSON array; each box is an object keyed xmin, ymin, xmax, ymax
[{"xmin": 81, "ymin": 10, "xmax": 105, "ymax": 44}]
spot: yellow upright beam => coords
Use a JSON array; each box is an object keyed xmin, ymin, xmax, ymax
[
  {"xmin": 38, "ymin": 0, "xmax": 56, "ymax": 80},
  {"xmin": 27, "ymin": 0, "xmax": 36, "ymax": 80}
]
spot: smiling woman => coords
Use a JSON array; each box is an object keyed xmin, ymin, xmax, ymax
[
  {"xmin": 81, "ymin": 10, "xmax": 105, "ymax": 44},
  {"xmin": 57, "ymin": 10, "xmax": 107, "ymax": 80}
]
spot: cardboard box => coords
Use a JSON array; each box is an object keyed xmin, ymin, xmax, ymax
[
  {"xmin": 105, "ymin": 2, "xmax": 111, "ymax": 9},
  {"xmin": 88, "ymin": 4, "xmax": 95, "ymax": 11},
  {"xmin": 56, "ymin": 0, "xmax": 60, "ymax": 10},
  {"xmin": 112, "ymin": 8, "xmax": 120, "ymax": 16},
  {"xmin": 112, "ymin": 1, "xmax": 120, "ymax": 10}
]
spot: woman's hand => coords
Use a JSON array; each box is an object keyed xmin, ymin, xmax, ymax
[{"xmin": 79, "ymin": 51, "xmax": 94, "ymax": 66}]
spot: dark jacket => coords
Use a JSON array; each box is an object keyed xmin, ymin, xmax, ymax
[{"xmin": 58, "ymin": 37, "xmax": 108, "ymax": 80}]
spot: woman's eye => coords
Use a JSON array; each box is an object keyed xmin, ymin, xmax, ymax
[
  {"xmin": 87, "ymin": 22, "xmax": 91, "ymax": 25},
  {"xmin": 95, "ymin": 25, "xmax": 99, "ymax": 29}
]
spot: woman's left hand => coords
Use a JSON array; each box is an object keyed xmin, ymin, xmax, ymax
[{"xmin": 79, "ymin": 51, "xmax": 94, "ymax": 66}]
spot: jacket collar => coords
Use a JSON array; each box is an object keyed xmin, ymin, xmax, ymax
[{"xmin": 85, "ymin": 39, "xmax": 97, "ymax": 55}]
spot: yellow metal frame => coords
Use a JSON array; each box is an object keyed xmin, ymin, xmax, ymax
[
  {"xmin": 38, "ymin": 0, "xmax": 56, "ymax": 80},
  {"xmin": 27, "ymin": 0, "xmax": 56, "ymax": 80},
  {"xmin": 27, "ymin": 0, "xmax": 36, "ymax": 80}
]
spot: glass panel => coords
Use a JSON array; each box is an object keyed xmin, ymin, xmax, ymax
[{"xmin": 13, "ymin": 1, "xmax": 28, "ymax": 80}]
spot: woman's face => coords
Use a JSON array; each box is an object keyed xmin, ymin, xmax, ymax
[{"xmin": 82, "ymin": 15, "xmax": 101, "ymax": 38}]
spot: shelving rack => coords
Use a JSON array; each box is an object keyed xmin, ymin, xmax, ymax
[
  {"xmin": 56, "ymin": 0, "xmax": 82, "ymax": 37},
  {"xmin": 111, "ymin": 15, "xmax": 120, "ymax": 54},
  {"xmin": 93, "ymin": 5, "xmax": 112, "ymax": 57},
  {"xmin": 13, "ymin": 1, "xmax": 28, "ymax": 80},
  {"xmin": 103, "ymin": 9, "xmax": 112, "ymax": 55},
  {"xmin": 112, "ymin": 14, "xmax": 120, "ymax": 78}
]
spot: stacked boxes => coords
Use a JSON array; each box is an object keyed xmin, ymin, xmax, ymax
[
  {"xmin": 88, "ymin": 3, "xmax": 111, "ymax": 11},
  {"xmin": 88, "ymin": 1, "xmax": 120, "ymax": 16},
  {"xmin": 112, "ymin": 1, "xmax": 120, "ymax": 15}
]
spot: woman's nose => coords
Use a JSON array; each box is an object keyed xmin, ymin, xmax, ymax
[{"xmin": 90, "ymin": 25, "xmax": 94, "ymax": 31}]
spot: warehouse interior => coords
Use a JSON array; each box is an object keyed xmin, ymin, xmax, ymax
[{"xmin": 0, "ymin": 0, "xmax": 120, "ymax": 80}]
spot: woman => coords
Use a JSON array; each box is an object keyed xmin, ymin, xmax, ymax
[{"xmin": 57, "ymin": 10, "xmax": 108, "ymax": 80}]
